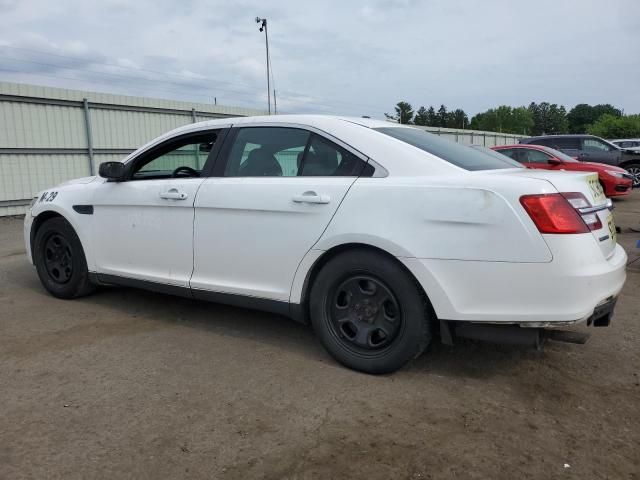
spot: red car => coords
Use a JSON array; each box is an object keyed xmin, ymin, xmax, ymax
[{"xmin": 492, "ymin": 144, "xmax": 633, "ymax": 197}]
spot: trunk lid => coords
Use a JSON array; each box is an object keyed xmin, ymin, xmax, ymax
[{"xmin": 502, "ymin": 169, "xmax": 616, "ymax": 258}]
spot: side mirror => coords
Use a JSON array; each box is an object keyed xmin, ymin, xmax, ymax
[
  {"xmin": 548, "ymin": 158, "xmax": 563, "ymax": 165},
  {"xmin": 99, "ymin": 162, "xmax": 126, "ymax": 181}
]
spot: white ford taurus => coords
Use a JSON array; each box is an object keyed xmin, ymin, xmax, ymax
[{"xmin": 24, "ymin": 115, "xmax": 627, "ymax": 373}]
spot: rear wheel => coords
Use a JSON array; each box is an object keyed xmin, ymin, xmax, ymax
[
  {"xmin": 309, "ymin": 250, "xmax": 432, "ymax": 374},
  {"xmin": 624, "ymin": 162, "xmax": 640, "ymax": 188},
  {"xmin": 33, "ymin": 217, "xmax": 94, "ymax": 299}
]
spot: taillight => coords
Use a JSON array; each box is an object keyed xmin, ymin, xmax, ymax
[
  {"xmin": 561, "ymin": 192, "xmax": 602, "ymax": 231},
  {"xmin": 520, "ymin": 194, "xmax": 589, "ymax": 234}
]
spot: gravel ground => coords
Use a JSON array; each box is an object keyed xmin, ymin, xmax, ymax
[{"xmin": 1, "ymin": 192, "xmax": 639, "ymax": 479}]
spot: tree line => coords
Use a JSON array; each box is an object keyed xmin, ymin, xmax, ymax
[{"xmin": 385, "ymin": 101, "xmax": 640, "ymax": 138}]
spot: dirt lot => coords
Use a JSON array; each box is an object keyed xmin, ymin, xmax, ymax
[{"xmin": 1, "ymin": 193, "xmax": 639, "ymax": 480}]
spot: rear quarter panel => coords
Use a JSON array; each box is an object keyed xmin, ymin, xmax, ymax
[{"xmin": 314, "ymin": 174, "xmax": 554, "ymax": 263}]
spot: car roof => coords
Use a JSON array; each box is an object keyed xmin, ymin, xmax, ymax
[
  {"xmin": 121, "ymin": 115, "xmax": 460, "ymax": 177},
  {"xmin": 522, "ymin": 134, "xmax": 596, "ymax": 140}
]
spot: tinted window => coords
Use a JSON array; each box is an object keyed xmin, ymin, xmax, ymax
[
  {"xmin": 131, "ymin": 131, "xmax": 218, "ymax": 180},
  {"xmin": 521, "ymin": 149, "xmax": 552, "ymax": 163},
  {"xmin": 537, "ymin": 146, "xmax": 578, "ymax": 162},
  {"xmin": 583, "ymin": 138, "xmax": 613, "ymax": 152},
  {"xmin": 550, "ymin": 137, "xmax": 580, "ymax": 150},
  {"xmin": 376, "ymin": 127, "xmax": 521, "ymax": 171},
  {"xmin": 224, "ymin": 127, "xmax": 365, "ymax": 177},
  {"xmin": 496, "ymin": 148, "xmax": 519, "ymax": 161}
]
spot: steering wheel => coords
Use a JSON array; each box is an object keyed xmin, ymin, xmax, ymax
[{"xmin": 171, "ymin": 166, "xmax": 199, "ymax": 178}]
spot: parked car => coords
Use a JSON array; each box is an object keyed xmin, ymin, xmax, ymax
[
  {"xmin": 24, "ymin": 117, "xmax": 626, "ymax": 373},
  {"xmin": 609, "ymin": 139, "xmax": 640, "ymax": 153},
  {"xmin": 491, "ymin": 144, "xmax": 633, "ymax": 197},
  {"xmin": 519, "ymin": 134, "xmax": 640, "ymax": 187}
]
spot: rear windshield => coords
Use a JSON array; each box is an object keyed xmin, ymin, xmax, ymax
[{"xmin": 375, "ymin": 127, "xmax": 522, "ymax": 171}]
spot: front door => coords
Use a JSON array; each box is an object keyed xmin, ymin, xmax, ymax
[
  {"xmin": 190, "ymin": 126, "xmax": 369, "ymax": 301},
  {"xmin": 579, "ymin": 138, "xmax": 621, "ymax": 166},
  {"xmin": 91, "ymin": 129, "xmax": 223, "ymax": 287}
]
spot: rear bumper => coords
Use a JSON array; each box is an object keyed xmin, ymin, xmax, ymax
[{"xmin": 401, "ymin": 240, "xmax": 627, "ymax": 325}]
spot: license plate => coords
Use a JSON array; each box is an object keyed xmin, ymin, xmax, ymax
[
  {"xmin": 607, "ymin": 214, "xmax": 617, "ymax": 244},
  {"xmin": 587, "ymin": 174, "xmax": 606, "ymax": 203}
]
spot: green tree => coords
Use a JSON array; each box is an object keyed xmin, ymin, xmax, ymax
[
  {"xmin": 588, "ymin": 114, "xmax": 640, "ymax": 138},
  {"xmin": 469, "ymin": 106, "xmax": 533, "ymax": 134},
  {"xmin": 385, "ymin": 101, "xmax": 414, "ymax": 124},
  {"xmin": 528, "ymin": 102, "xmax": 568, "ymax": 135},
  {"xmin": 413, "ymin": 106, "xmax": 429, "ymax": 126},
  {"xmin": 437, "ymin": 105, "xmax": 448, "ymax": 127},
  {"xmin": 448, "ymin": 109, "xmax": 468, "ymax": 129},
  {"xmin": 426, "ymin": 106, "xmax": 438, "ymax": 127},
  {"xmin": 567, "ymin": 103, "xmax": 622, "ymax": 133}
]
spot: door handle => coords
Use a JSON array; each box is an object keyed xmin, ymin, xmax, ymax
[
  {"xmin": 292, "ymin": 191, "xmax": 330, "ymax": 204},
  {"xmin": 159, "ymin": 188, "xmax": 188, "ymax": 200}
]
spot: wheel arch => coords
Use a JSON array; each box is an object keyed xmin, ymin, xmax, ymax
[
  {"xmin": 30, "ymin": 210, "xmax": 66, "ymax": 258},
  {"xmin": 292, "ymin": 243, "xmax": 437, "ymax": 325},
  {"xmin": 619, "ymin": 159, "xmax": 640, "ymax": 169}
]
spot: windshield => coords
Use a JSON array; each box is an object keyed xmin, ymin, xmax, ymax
[{"xmin": 375, "ymin": 127, "xmax": 522, "ymax": 171}]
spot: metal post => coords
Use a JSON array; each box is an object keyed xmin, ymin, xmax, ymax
[
  {"xmin": 273, "ymin": 89, "xmax": 277, "ymax": 115},
  {"xmin": 82, "ymin": 98, "xmax": 94, "ymax": 176},
  {"xmin": 191, "ymin": 108, "xmax": 199, "ymax": 168},
  {"xmin": 265, "ymin": 20, "xmax": 271, "ymax": 114},
  {"xmin": 256, "ymin": 17, "xmax": 271, "ymax": 114}
]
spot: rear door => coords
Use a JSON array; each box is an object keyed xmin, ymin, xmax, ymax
[{"xmin": 190, "ymin": 125, "xmax": 370, "ymax": 302}]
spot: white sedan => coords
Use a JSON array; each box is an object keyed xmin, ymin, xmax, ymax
[{"xmin": 24, "ymin": 115, "xmax": 627, "ymax": 373}]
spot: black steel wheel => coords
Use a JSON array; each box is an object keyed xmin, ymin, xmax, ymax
[
  {"xmin": 327, "ymin": 275, "xmax": 403, "ymax": 354},
  {"xmin": 310, "ymin": 249, "xmax": 433, "ymax": 374},
  {"xmin": 33, "ymin": 216, "xmax": 94, "ymax": 299},
  {"xmin": 43, "ymin": 233, "xmax": 74, "ymax": 284}
]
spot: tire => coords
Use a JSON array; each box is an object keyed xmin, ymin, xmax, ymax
[
  {"xmin": 309, "ymin": 249, "xmax": 432, "ymax": 374},
  {"xmin": 624, "ymin": 162, "xmax": 640, "ymax": 188},
  {"xmin": 33, "ymin": 216, "xmax": 95, "ymax": 299}
]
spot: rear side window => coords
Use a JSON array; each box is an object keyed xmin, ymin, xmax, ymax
[
  {"xmin": 521, "ymin": 149, "xmax": 552, "ymax": 163},
  {"xmin": 497, "ymin": 148, "xmax": 519, "ymax": 161},
  {"xmin": 376, "ymin": 127, "xmax": 521, "ymax": 171},
  {"xmin": 583, "ymin": 138, "xmax": 614, "ymax": 152},
  {"xmin": 223, "ymin": 127, "xmax": 366, "ymax": 177},
  {"xmin": 549, "ymin": 137, "xmax": 580, "ymax": 150}
]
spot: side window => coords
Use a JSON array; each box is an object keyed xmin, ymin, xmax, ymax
[
  {"xmin": 224, "ymin": 127, "xmax": 310, "ymax": 177},
  {"xmin": 521, "ymin": 149, "xmax": 551, "ymax": 163},
  {"xmin": 131, "ymin": 131, "xmax": 218, "ymax": 180},
  {"xmin": 583, "ymin": 138, "xmax": 612, "ymax": 152},
  {"xmin": 548, "ymin": 138, "xmax": 580, "ymax": 150},
  {"xmin": 223, "ymin": 127, "xmax": 366, "ymax": 177},
  {"xmin": 497, "ymin": 148, "xmax": 520, "ymax": 161},
  {"xmin": 299, "ymin": 135, "xmax": 364, "ymax": 176}
]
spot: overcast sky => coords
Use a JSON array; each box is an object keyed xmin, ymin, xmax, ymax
[{"xmin": 1, "ymin": 0, "xmax": 639, "ymax": 118}]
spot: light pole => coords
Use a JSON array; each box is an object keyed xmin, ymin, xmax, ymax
[{"xmin": 256, "ymin": 17, "xmax": 271, "ymax": 114}]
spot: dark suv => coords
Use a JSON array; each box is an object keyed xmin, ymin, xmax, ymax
[{"xmin": 520, "ymin": 134, "xmax": 640, "ymax": 187}]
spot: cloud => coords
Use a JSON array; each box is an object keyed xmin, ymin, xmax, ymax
[{"xmin": 0, "ymin": 0, "xmax": 638, "ymax": 116}]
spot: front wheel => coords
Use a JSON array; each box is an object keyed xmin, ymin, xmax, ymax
[
  {"xmin": 624, "ymin": 162, "xmax": 640, "ymax": 188},
  {"xmin": 309, "ymin": 250, "xmax": 433, "ymax": 374},
  {"xmin": 33, "ymin": 216, "xmax": 95, "ymax": 299}
]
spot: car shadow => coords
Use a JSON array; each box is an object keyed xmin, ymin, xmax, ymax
[
  {"xmin": 83, "ymin": 284, "xmax": 553, "ymax": 380},
  {"xmin": 8, "ymin": 258, "xmax": 560, "ymax": 380}
]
